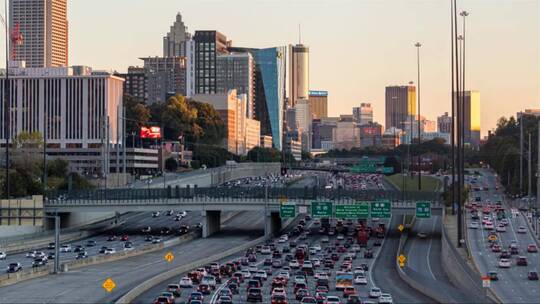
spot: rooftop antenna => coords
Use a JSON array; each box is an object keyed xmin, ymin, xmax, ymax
[{"xmin": 298, "ymin": 23, "xmax": 301, "ymax": 45}]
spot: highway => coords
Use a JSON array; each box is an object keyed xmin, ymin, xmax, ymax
[
  {"xmin": 405, "ymin": 216, "xmax": 446, "ymax": 281},
  {"xmin": 0, "ymin": 211, "xmax": 263, "ymax": 304},
  {"xmin": 467, "ymin": 169, "xmax": 540, "ymax": 303}
]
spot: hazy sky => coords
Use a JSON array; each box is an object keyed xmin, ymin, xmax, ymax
[{"xmin": 11, "ymin": 0, "xmax": 540, "ymax": 135}]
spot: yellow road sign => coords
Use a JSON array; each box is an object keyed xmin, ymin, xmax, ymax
[
  {"xmin": 398, "ymin": 224, "xmax": 404, "ymax": 232},
  {"xmin": 488, "ymin": 235, "xmax": 497, "ymax": 242},
  {"xmin": 398, "ymin": 254, "xmax": 407, "ymax": 264},
  {"xmin": 165, "ymin": 252, "xmax": 174, "ymax": 263},
  {"xmin": 399, "ymin": 261, "xmax": 405, "ymax": 268},
  {"xmin": 279, "ymin": 196, "xmax": 288, "ymax": 203},
  {"xmin": 102, "ymin": 278, "xmax": 116, "ymax": 293}
]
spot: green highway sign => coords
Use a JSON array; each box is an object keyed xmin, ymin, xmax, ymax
[
  {"xmin": 335, "ymin": 202, "xmax": 370, "ymax": 219},
  {"xmin": 416, "ymin": 201, "xmax": 431, "ymax": 218},
  {"xmin": 280, "ymin": 203, "xmax": 296, "ymax": 218},
  {"xmin": 371, "ymin": 200, "xmax": 392, "ymax": 218},
  {"xmin": 381, "ymin": 167, "xmax": 394, "ymax": 174},
  {"xmin": 311, "ymin": 201, "xmax": 333, "ymax": 218}
]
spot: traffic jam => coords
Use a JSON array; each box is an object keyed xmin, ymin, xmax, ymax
[{"xmin": 152, "ymin": 216, "xmax": 392, "ymax": 304}]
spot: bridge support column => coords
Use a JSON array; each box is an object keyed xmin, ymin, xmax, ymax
[
  {"xmin": 265, "ymin": 211, "xmax": 282, "ymax": 238},
  {"xmin": 202, "ymin": 210, "xmax": 221, "ymax": 238}
]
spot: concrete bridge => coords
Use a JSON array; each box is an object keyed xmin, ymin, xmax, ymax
[{"xmin": 45, "ymin": 186, "xmax": 443, "ymax": 237}]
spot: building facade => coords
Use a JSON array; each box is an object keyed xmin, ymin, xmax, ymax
[
  {"xmin": 141, "ymin": 57, "xmax": 187, "ymax": 104},
  {"xmin": 288, "ymin": 44, "xmax": 309, "ymax": 107},
  {"xmin": 359, "ymin": 122, "xmax": 382, "ymax": 148},
  {"xmin": 353, "ymin": 103, "xmax": 373, "ymax": 125},
  {"xmin": 10, "ymin": 0, "xmax": 68, "ymax": 68},
  {"xmin": 217, "ymin": 52, "xmax": 255, "ymax": 118},
  {"xmin": 115, "ymin": 66, "xmax": 147, "ymax": 103},
  {"xmin": 312, "ymin": 117, "xmax": 337, "ymax": 151},
  {"xmin": 437, "ymin": 112, "xmax": 452, "ymax": 134},
  {"xmin": 332, "ymin": 121, "xmax": 360, "ymax": 150},
  {"xmin": 385, "ymin": 85, "xmax": 416, "ymax": 130},
  {"xmin": 193, "ymin": 31, "xmax": 229, "ymax": 94},
  {"xmin": 461, "ymin": 90, "xmax": 481, "ymax": 148},
  {"xmin": 308, "ymin": 90, "xmax": 328, "ymax": 119},
  {"xmin": 163, "ymin": 13, "xmax": 191, "ymax": 57}
]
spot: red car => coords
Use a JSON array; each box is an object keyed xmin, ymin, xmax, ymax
[
  {"xmin": 528, "ymin": 244, "xmax": 538, "ymax": 253},
  {"xmin": 121, "ymin": 235, "xmax": 129, "ymax": 241},
  {"xmin": 198, "ymin": 284, "xmax": 211, "ymax": 294},
  {"xmin": 492, "ymin": 244, "xmax": 502, "ymax": 252},
  {"xmin": 517, "ymin": 256, "xmax": 528, "ymax": 266}
]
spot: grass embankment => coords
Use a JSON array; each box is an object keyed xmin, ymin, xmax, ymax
[{"xmin": 385, "ymin": 174, "xmax": 441, "ymax": 192}]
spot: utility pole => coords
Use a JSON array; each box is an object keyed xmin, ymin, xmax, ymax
[
  {"xmin": 122, "ymin": 106, "xmax": 126, "ymax": 185},
  {"xmin": 4, "ymin": 0, "xmax": 10, "ymax": 200},
  {"xmin": 520, "ymin": 113, "xmax": 524, "ymax": 195},
  {"xmin": 528, "ymin": 132, "xmax": 532, "ymax": 202},
  {"xmin": 450, "ymin": 0, "xmax": 456, "ymax": 215},
  {"xmin": 116, "ymin": 105, "xmax": 120, "ymax": 187},
  {"xmin": 536, "ymin": 121, "xmax": 539, "ymax": 233},
  {"xmin": 415, "ymin": 42, "xmax": 422, "ymax": 190}
]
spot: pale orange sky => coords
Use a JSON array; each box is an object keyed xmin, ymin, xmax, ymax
[{"xmin": 5, "ymin": 0, "xmax": 539, "ymax": 135}]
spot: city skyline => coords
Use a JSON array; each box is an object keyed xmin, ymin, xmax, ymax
[{"xmin": 1, "ymin": 0, "xmax": 538, "ymax": 136}]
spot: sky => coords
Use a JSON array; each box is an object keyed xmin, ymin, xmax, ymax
[{"xmin": 8, "ymin": 0, "xmax": 540, "ymax": 136}]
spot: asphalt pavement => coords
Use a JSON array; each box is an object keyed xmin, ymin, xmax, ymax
[{"xmin": 466, "ymin": 169, "xmax": 540, "ymax": 303}]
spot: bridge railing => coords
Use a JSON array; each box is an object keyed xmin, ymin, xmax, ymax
[{"xmin": 48, "ymin": 186, "xmax": 441, "ymax": 203}]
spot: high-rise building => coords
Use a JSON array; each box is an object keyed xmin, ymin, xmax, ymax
[
  {"xmin": 217, "ymin": 53, "xmax": 255, "ymax": 118},
  {"xmin": 460, "ymin": 90, "xmax": 481, "ymax": 148},
  {"xmin": 353, "ymin": 103, "xmax": 373, "ymax": 125},
  {"xmin": 359, "ymin": 122, "xmax": 382, "ymax": 148},
  {"xmin": 163, "ymin": 13, "xmax": 191, "ymax": 57},
  {"xmin": 295, "ymin": 99, "xmax": 312, "ymax": 151},
  {"xmin": 10, "ymin": 0, "xmax": 68, "ymax": 67},
  {"xmin": 437, "ymin": 112, "xmax": 452, "ymax": 134},
  {"xmin": 288, "ymin": 44, "xmax": 309, "ymax": 107},
  {"xmin": 308, "ymin": 90, "xmax": 328, "ymax": 119},
  {"xmin": 193, "ymin": 31, "xmax": 229, "ymax": 94},
  {"xmin": 332, "ymin": 120, "xmax": 360, "ymax": 150},
  {"xmin": 141, "ymin": 57, "xmax": 188, "ymax": 104},
  {"xmin": 385, "ymin": 85, "xmax": 416, "ymax": 130},
  {"xmin": 115, "ymin": 66, "xmax": 147, "ymax": 103},
  {"xmin": 312, "ymin": 117, "xmax": 338, "ymax": 151},
  {"xmin": 517, "ymin": 109, "xmax": 540, "ymax": 118}
]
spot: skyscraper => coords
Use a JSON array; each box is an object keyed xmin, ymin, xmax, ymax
[
  {"xmin": 217, "ymin": 53, "xmax": 255, "ymax": 118},
  {"xmin": 9, "ymin": 0, "xmax": 68, "ymax": 67},
  {"xmin": 141, "ymin": 57, "xmax": 188, "ymax": 104},
  {"xmin": 353, "ymin": 103, "xmax": 373, "ymax": 125},
  {"xmin": 163, "ymin": 13, "xmax": 191, "ymax": 57},
  {"xmin": 193, "ymin": 31, "xmax": 229, "ymax": 94},
  {"xmin": 115, "ymin": 66, "xmax": 148, "ymax": 103},
  {"xmin": 288, "ymin": 44, "xmax": 309, "ymax": 107},
  {"xmin": 437, "ymin": 112, "xmax": 452, "ymax": 134},
  {"xmin": 460, "ymin": 91, "xmax": 481, "ymax": 148},
  {"xmin": 308, "ymin": 90, "xmax": 328, "ymax": 119},
  {"xmin": 385, "ymin": 85, "xmax": 416, "ymax": 130}
]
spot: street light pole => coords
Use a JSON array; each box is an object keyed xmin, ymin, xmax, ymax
[
  {"xmin": 415, "ymin": 42, "xmax": 422, "ymax": 190},
  {"xmin": 3, "ymin": 0, "xmax": 10, "ymax": 200},
  {"xmin": 450, "ymin": 0, "xmax": 456, "ymax": 215}
]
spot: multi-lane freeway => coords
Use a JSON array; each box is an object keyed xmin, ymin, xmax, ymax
[{"xmin": 467, "ymin": 169, "xmax": 540, "ymax": 303}]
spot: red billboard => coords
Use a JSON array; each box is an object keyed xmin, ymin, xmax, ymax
[{"xmin": 140, "ymin": 126, "xmax": 161, "ymax": 139}]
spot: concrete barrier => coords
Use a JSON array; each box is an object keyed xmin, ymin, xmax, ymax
[
  {"xmin": 0, "ymin": 231, "xmax": 200, "ymax": 287},
  {"xmin": 115, "ymin": 236, "xmax": 267, "ymax": 304}
]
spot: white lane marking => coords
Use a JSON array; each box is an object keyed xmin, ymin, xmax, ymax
[
  {"xmin": 368, "ymin": 215, "xmax": 391, "ymax": 287},
  {"xmin": 426, "ymin": 217, "xmax": 437, "ymax": 280}
]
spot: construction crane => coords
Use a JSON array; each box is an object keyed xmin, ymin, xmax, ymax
[{"xmin": 0, "ymin": 14, "xmax": 23, "ymax": 60}]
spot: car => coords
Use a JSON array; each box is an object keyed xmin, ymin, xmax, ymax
[
  {"xmin": 517, "ymin": 256, "xmax": 528, "ymax": 266},
  {"xmin": 47, "ymin": 242, "xmax": 55, "ymax": 249},
  {"xmin": 217, "ymin": 296, "xmax": 233, "ymax": 304},
  {"xmin": 152, "ymin": 211, "xmax": 160, "ymax": 217},
  {"xmin": 346, "ymin": 294, "xmax": 361, "ymax": 304},
  {"xmin": 369, "ymin": 287, "xmax": 382, "ymax": 298},
  {"xmin": 496, "ymin": 225, "xmax": 506, "ymax": 232},
  {"xmin": 499, "ymin": 250, "xmax": 511, "ymax": 259},
  {"xmin": 6, "ymin": 262, "xmax": 22, "ymax": 273},
  {"xmin": 197, "ymin": 283, "xmax": 210, "ymax": 294},
  {"xmin": 528, "ymin": 244, "xmax": 538, "ymax": 253},
  {"xmin": 342, "ymin": 286, "xmax": 356, "ymax": 298},
  {"xmin": 296, "ymin": 289, "xmax": 310, "ymax": 301},
  {"xmin": 123, "ymin": 241, "xmax": 134, "ymax": 251},
  {"xmin": 325, "ymin": 296, "xmax": 341, "ymax": 303},
  {"xmin": 32, "ymin": 257, "xmax": 48, "ymax": 267},
  {"xmin": 498, "ymin": 258, "xmax": 511, "ymax": 268},
  {"xmin": 289, "ymin": 260, "xmax": 300, "ymax": 268},
  {"xmin": 469, "ymin": 222, "xmax": 479, "ymax": 229},
  {"xmin": 153, "ymin": 296, "xmax": 172, "ymax": 304},
  {"xmin": 488, "ymin": 271, "xmax": 498, "ymax": 281},
  {"xmin": 152, "ymin": 237, "xmax": 162, "ymax": 244},
  {"xmin": 188, "ymin": 291, "xmax": 203, "ymax": 302},
  {"xmin": 271, "ymin": 294, "xmax": 288, "ymax": 304},
  {"xmin": 500, "ymin": 218, "xmax": 509, "ymax": 226},
  {"xmin": 107, "ymin": 235, "xmax": 117, "ymax": 241},
  {"xmin": 142, "ymin": 226, "xmax": 151, "ymax": 233},
  {"xmin": 379, "ymin": 293, "xmax": 393, "ymax": 304},
  {"xmin": 247, "ymin": 287, "xmax": 263, "ymax": 302},
  {"xmin": 202, "ymin": 275, "xmax": 217, "ymax": 289},
  {"xmin": 484, "ymin": 222, "xmax": 494, "ymax": 230},
  {"xmin": 528, "ymin": 271, "xmax": 539, "ymax": 280},
  {"xmin": 364, "ymin": 249, "xmax": 373, "ymax": 259},
  {"xmin": 518, "ymin": 226, "xmax": 527, "ymax": 234},
  {"xmin": 179, "ymin": 276, "xmax": 193, "ymax": 288},
  {"xmin": 26, "ymin": 251, "xmax": 39, "ymax": 258},
  {"xmin": 105, "ymin": 248, "xmax": 116, "ymax": 255},
  {"xmin": 60, "ymin": 245, "xmax": 72, "ymax": 252},
  {"xmin": 510, "ymin": 247, "xmax": 519, "ymax": 255},
  {"xmin": 321, "ymin": 237, "xmax": 329, "ymax": 243},
  {"xmin": 86, "ymin": 240, "xmax": 97, "ymax": 247},
  {"xmin": 73, "ymin": 245, "xmax": 85, "ymax": 253},
  {"xmin": 121, "ymin": 235, "xmax": 129, "ymax": 241},
  {"xmin": 417, "ymin": 232, "xmax": 427, "ymax": 239},
  {"xmin": 0, "ymin": 251, "xmax": 6, "ymax": 260},
  {"xmin": 354, "ymin": 274, "xmax": 367, "ymax": 285},
  {"xmin": 76, "ymin": 251, "xmax": 88, "ymax": 259}
]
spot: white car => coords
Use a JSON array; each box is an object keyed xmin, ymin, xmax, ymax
[
  {"xmin": 178, "ymin": 211, "xmax": 187, "ymax": 217},
  {"xmin": 312, "ymin": 259, "xmax": 321, "ymax": 267},
  {"xmin": 289, "ymin": 260, "xmax": 300, "ymax": 268},
  {"xmin": 0, "ymin": 251, "xmax": 6, "ymax": 260},
  {"xmin": 201, "ymin": 275, "xmax": 216, "ymax": 288},
  {"xmin": 354, "ymin": 267, "xmax": 365, "ymax": 276},
  {"xmin": 313, "ymin": 244, "xmax": 322, "ymax": 251},
  {"xmin": 105, "ymin": 248, "xmax": 116, "ymax": 255},
  {"xmin": 337, "ymin": 234, "xmax": 345, "ymax": 240},
  {"xmin": 354, "ymin": 274, "xmax": 368, "ymax": 285},
  {"xmin": 60, "ymin": 245, "xmax": 72, "ymax": 253},
  {"xmin": 241, "ymin": 270, "xmax": 251, "ymax": 278},
  {"xmin": 152, "ymin": 212, "xmax": 160, "ymax": 217},
  {"xmin": 484, "ymin": 222, "xmax": 494, "ymax": 230},
  {"xmin": 369, "ymin": 287, "xmax": 382, "ymax": 298},
  {"xmin": 379, "ymin": 293, "xmax": 393, "ymax": 304},
  {"xmin": 321, "ymin": 237, "xmax": 329, "ymax": 243},
  {"xmin": 278, "ymin": 237, "xmax": 287, "ymax": 243},
  {"xmin": 179, "ymin": 277, "xmax": 193, "ymax": 288},
  {"xmin": 261, "ymin": 246, "xmax": 272, "ymax": 255},
  {"xmin": 469, "ymin": 222, "xmax": 479, "ymax": 229},
  {"xmin": 255, "ymin": 270, "xmax": 267, "ymax": 280},
  {"xmin": 498, "ymin": 258, "xmax": 511, "ymax": 268},
  {"xmin": 496, "ymin": 225, "xmax": 506, "ymax": 232},
  {"xmin": 325, "ymin": 296, "xmax": 341, "ymax": 304},
  {"xmin": 518, "ymin": 226, "xmax": 527, "ymax": 234},
  {"xmin": 500, "ymin": 219, "xmax": 509, "ymax": 226}
]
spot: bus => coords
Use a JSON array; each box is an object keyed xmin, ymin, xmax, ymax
[{"xmin": 335, "ymin": 271, "xmax": 353, "ymax": 291}]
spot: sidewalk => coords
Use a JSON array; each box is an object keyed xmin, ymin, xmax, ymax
[{"xmin": 443, "ymin": 210, "xmax": 474, "ymax": 266}]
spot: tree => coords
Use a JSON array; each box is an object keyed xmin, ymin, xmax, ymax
[
  {"xmin": 165, "ymin": 157, "xmax": 179, "ymax": 172},
  {"xmin": 247, "ymin": 147, "xmax": 281, "ymax": 162},
  {"xmin": 161, "ymin": 95, "xmax": 198, "ymax": 141},
  {"xmin": 124, "ymin": 95, "xmax": 150, "ymax": 135},
  {"xmin": 190, "ymin": 100, "xmax": 225, "ymax": 145}
]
